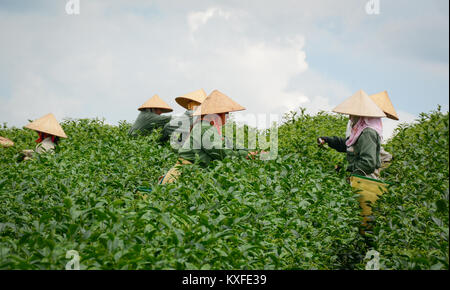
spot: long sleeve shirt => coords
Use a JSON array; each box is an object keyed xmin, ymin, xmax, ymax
[
  {"xmin": 160, "ymin": 110, "xmax": 193, "ymax": 142},
  {"xmin": 178, "ymin": 121, "xmax": 249, "ymax": 166},
  {"xmin": 326, "ymin": 128, "xmax": 381, "ymax": 176},
  {"xmin": 128, "ymin": 110, "xmax": 171, "ymax": 136}
]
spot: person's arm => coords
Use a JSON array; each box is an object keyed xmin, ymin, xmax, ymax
[
  {"xmin": 321, "ymin": 136, "xmax": 347, "ymax": 153},
  {"xmin": 129, "ymin": 111, "xmax": 171, "ymax": 136},
  {"xmin": 161, "ymin": 110, "xmax": 193, "ymax": 142},
  {"xmin": 160, "ymin": 116, "xmax": 180, "ymax": 142},
  {"xmin": 350, "ymin": 129, "xmax": 379, "ymax": 175}
]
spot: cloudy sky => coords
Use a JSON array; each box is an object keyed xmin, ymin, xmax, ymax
[{"xmin": 0, "ymin": 0, "xmax": 448, "ymax": 139}]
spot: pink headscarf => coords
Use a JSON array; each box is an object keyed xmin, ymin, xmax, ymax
[{"xmin": 346, "ymin": 117, "xmax": 383, "ymax": 147}]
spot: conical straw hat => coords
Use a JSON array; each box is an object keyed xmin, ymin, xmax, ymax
[
  {"xmin": 193, "ymin": 90, "xmax": 246, "ymax": 116},
  {"xmin": 138, "ymin": 94, "xmax": 173, "ymax": 112},
  {"xmin": 175, "ymin": 89, "xmax": 207, "ymax": 110},
  {"xmin": 332, "ymin": 90, "xmax": 386, "ymax": 118},
  {"xmin": 370, "ymin": 91, "xmax": 399, "ymax": 120},
  {"xmin": 0, "ymin": 136, "xmax": 14, "ymax": 147},
  {"xmin": 24, "ymin": 113, "xmax": 68, "ymax": 138}
]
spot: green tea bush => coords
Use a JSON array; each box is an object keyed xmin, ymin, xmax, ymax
[
  {"xmin": 0, "ymin": 107, "xmax": 448, "ymax": 270},
  {"xmin": 372, "ymin": 107, "xmax": 449, "ymax": 269}
]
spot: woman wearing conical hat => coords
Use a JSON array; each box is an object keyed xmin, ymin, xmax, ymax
[
  {"xmin": 22, "ymin": 113, "xmax": 67, "ymax": 160},
  {"xmin": 160, "ymin": 89, "xmax": 207, "ymax": 143},
  {"xmin": 128, "ymin": 94, "xmax": 173, "ymax": 136},
  {"xmin": 158, "ymin": 90, "xmax": 255, "ymax": 184},
  {"xmin": 318, "ymin": 90, "xmax": 386, "ymax": 179}
]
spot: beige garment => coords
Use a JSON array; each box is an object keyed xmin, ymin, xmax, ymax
[
  {"xmin": 380, "ymin": 146, "xmax": 393, "ymax": 172},
  {"xmin": 35, "ymin": 137, "xmax": 56, "ymax": 154},
  {"xmin": 158, "ymin": 158, "xmax": 192, "ymax": 185},
  {"xmin": 366, "ymin": 169, "xmax": 381, "ymax": 180},
  {"xmin": 380, "ymin": 147, "xmax": 393, "ymax": 163},
  {"xmin": 22, "ymin": 137, "xmax": 56, "ymax": 161}
]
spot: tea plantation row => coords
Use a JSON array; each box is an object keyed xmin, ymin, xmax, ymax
[{"xmin": 0, "ymin": 108, "xmax": 448, "ymax": 269}]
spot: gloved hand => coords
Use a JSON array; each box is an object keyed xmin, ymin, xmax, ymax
[{"xmin": 317, "ymin": 137, "xmax": 329, "ymax": 146}]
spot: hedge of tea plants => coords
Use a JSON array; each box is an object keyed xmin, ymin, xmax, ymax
[
  {"xmin": 0, "ymin": 108, "xmax": 448, "ymax": 270},
  {"xmin": 371, "ymin": 107, "xmax": 449, "ymax": 270}
]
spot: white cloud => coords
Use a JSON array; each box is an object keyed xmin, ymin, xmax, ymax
[
  {"xmin": 179, "ymin": 8, "xmax": 339, "ymax": 123},
  {"xmin": 174, "ymin": 35, "xmax": 311, "ymax": 118},
  {"xmin": 0, "ymin": 0, "xmax": 437, "ymax": 132},
  {"xmin": 187, "ymin": 7, "xmax": 231, "ymax": 33}
]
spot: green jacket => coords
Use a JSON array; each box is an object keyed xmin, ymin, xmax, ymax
[
  {"xmin": 129, "ymin": 110, "xmax": 171, "ymax": 136},
  {"xmin": 178, "ymin": 121, "xmax": 249, "ymax": 166},
  {"xmin": 160, "ymin": 110, "xmax": 193, "ymax": 143},
  {"xmin": 326, "ymin": 128, "xmax": 381, "ymax": 176}
]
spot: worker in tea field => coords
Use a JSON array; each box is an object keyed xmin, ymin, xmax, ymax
[
  {"xmin": 158, "ymin": 89, "xmax": 256, "ymax": 184},
  {"xmin": 318, "ymin": 90, "xmax": 387, "ymax": 179},
  {"xmin": 159, "ymin": 89, "xmax": 207, "ymax": 143},
  {"xmin": 319, "ymin": 90, "xmax": 398, "ymax": 229},
  {"xmin": 22, "ymin": 113, "xmax": 67, "ymax": 160},
  {"xmin": 128, "ymin": 94, "xmax": 173, "ymax": 136}
]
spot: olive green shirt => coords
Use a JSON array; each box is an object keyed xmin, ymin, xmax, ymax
[
  {"xmin": 327, "ymin": 128, "xmax": 381, "ymax": 176},
  {"xmin": 160, "ymin": 110, "xmax": 193, "ymax": 142},
  {"xmin": 178, "ymin": 121, "xmax": 249, "ymax": 166},
  {"xmin": 129, "ymin": 110, "xmax": 171, "ymax": 136}
]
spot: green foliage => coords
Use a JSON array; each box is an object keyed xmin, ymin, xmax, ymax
[
  {"xmin": 0, "ymin": 107, "xmax": 448, "ymax": 270},
  {"xmin": 278, "ymin": 108, "xmax": 348, "ymax": 170},
  {"xmin": 0, "ymin": 118, "xmax": 177, "ymax": 269},
  {"xmin": 372, "ymin": 107, "xmax": 449, "ymax": 269}
]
